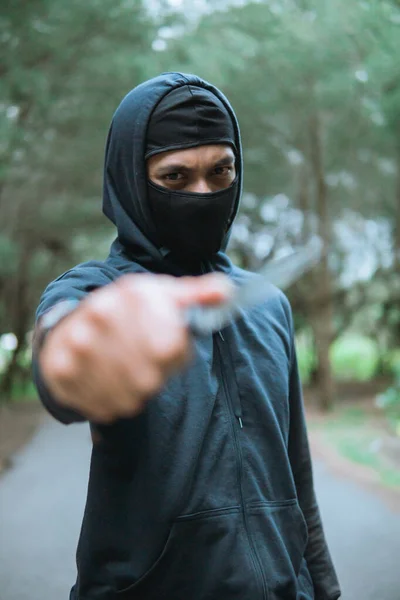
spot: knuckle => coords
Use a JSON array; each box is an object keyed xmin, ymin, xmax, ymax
[
  {"xmin": 85, "ymin": 288, "xmax": 120, "ymax": 327},
  {"xmin": 121, "ymin": 274, "xmax": 174, "ymax": 306},
  {"xmin": 89, "ymin": 409, "xmax": 114, "ymax": 424},
  {"xmin": 156, "ymin": 330, "xmax": 188, "ymax": 365},
  {"xmin": 151, "ymin": 340, "xmax": 173, "ymax": 365},
  {"xmin": 66, "ymin": 329, "xmax": 93, "ymax": 358},
  {"xmin": 47, "ymin": 352, "xmax": 75, "ymax": 384},
  {"xmin": 85, "ymin": 302, "xmax": 109, "ymax": 327},
  {"xmin": 84, "ymin": 400, "xmax": 116, "ymax": 423},
  {"xmin": 116, "ymin": 396, "xmax": 145, "ymax": 418},
  {"xmin": 134, "ymin": 366, "xmax": 163, "ymax": 397},
  {"xmin": 154, "ymin": 341, "xmax": 179, "ymax": 366},
  {"xmin": 119, "ymin": 273, "xmax": 153, "ymax": 294}
]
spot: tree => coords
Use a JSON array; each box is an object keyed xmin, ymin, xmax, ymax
[
  {"xmin": 158, "ymin": 0, "xmax": 400, "ymax": 408},
  {"xmin": 0, "ymin": 0, "xmax": 159, "ymax": 396}
]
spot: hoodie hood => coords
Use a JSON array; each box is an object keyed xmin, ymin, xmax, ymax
[{"xmin": 102, "ymin": 72, "xmax": 243, "ymax": 275}]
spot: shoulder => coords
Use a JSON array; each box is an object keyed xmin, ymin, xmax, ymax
[
  {"xmin": 37, "ymin": 260, "xmax": 121, "ymax": 319},
  {"xmin": 64, "ymin": 259, "xmax": 119, "ymax": 277},
  {"xmin": 38, "ymin": 252, "xmax": 151, "ymax": 318},
  {"xmin": 52, "ymin": 253, "xmax": 147, "ymax": 286},
  {"xmin": 230, "ymin": 264, "xmax": 294, "ymax": 334},
  {"xmin": 49, "ymin": 260, "xmax": 120, "ymax": 287}
]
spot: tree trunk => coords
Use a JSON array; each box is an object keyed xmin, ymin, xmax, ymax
[
  {"xmin": 297, "ymin": 155, "xmax": 312, "ymax": 244},
  {"xmin": 391, "ymin": 150, "xmax": 400, "ymax": 352},
  {"xmin": 307, "ymin": 329, "xmax": 319, "ymax": 385},
  {"xmin": 308, "ymin": 112, "xmax": 335, "ymax": 410}
]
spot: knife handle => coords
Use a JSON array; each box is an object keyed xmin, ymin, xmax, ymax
[{"xmin": 184, "ymin": 303, "xmax": 230, "ymax": 336}]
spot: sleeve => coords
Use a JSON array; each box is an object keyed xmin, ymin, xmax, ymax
[
  {"xmin": 282, "ymin": 297, "xmax": 341, "ymax": 600},
  {"xmin": 32, "ymin": 262, "xmax": 117, "ymax": 425}
]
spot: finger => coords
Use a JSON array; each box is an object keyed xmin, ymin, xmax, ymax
[{"xmin": 172, "ymin": 274, "xmax": 234, "ymax": 308}]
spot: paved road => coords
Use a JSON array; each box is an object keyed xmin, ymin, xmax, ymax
[{"xmin": 1, "ymin": 418, "xmax": 399, "ymax": 600}]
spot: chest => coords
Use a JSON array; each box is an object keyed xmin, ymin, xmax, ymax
[{"xmin": 214, "ymin": 307, "xmax": 292, "ymax": 436}]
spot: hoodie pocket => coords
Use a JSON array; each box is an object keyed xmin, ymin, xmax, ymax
[
  {"xmin": 116, "ymin": 507, "xmax": 259, "ymax": 600},
  {"xmin": 247, "ymin": 499, "xmax": 310, "ymax": 599}
]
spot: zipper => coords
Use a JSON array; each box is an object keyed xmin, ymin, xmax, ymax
[
  {"xmin": 214, "ymin": 333, "xmax": 268, "ymax": 600},
  {"xmin": 217, "ymin": 331, "xmax": 243, "ymax": 427}
]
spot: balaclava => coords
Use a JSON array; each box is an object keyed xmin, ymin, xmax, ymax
[{"xmin": 145, "ymin": 84, "xmax": 238, "ymax": 262}]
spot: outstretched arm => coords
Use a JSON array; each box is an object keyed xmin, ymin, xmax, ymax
[{"xmin": 33, "ymin": 265, "xmax": 232, "ymax": 425}]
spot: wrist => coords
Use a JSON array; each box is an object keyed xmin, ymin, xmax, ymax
[{"xmin": 33, "ymin": 298, "xmax": 80, "ymax": 356}]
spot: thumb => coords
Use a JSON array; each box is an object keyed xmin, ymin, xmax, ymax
[{"xmin": 173, "ymin": 274, "xmax": 234, "ymax": 308}]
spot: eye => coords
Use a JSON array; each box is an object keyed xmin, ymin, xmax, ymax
[
  {"xmin": 214, "ymin": 166, "xmax": 233, "ymax": 176},
  {"xmin": 164, "ymin": 172, "xmax": 184, "ymax": 181}
]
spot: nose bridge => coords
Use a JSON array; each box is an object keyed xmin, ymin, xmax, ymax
[
  {"xmin": 188, "ymin": 175, "xmax": 212, "ymax": 194},
  {"xmin": 195, "ymin": 177, "xmax": 212, "ymax": 193}
]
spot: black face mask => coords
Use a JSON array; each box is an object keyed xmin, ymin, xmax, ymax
[{"xmin": 147, "ymin": 177, "xmax": 238, "ymax": 261}]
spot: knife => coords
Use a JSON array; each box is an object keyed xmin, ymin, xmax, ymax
[{"xmin": 186, "ymin": 236, "xmax": 323, "ymax": 335}]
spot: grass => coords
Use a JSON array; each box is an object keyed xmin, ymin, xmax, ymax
[
  {"xmin": 296, "ymin": 331, "xmax": 400, "ymax": 488},
  {"xmin": 0, "ymin": 380, "xmax": 38, "ymax": 405},
  {"xmin": 316, "ymin": 405, "xmax": 400, "ymax": 490},
  {"xmin": 9, "ymin": 380, "xmax": 38, "ymax": 402}
]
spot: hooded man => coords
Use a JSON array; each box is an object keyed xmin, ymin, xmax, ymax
[{"xmin": 33, "ymin": 73, "xmax": 341, "ymax": 600}]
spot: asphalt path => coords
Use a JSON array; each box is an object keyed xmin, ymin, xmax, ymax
[{"xmin": 0, "ymin": 418, "xmax": 399, "ymax": 600}]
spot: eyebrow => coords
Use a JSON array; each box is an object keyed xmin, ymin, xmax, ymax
[{"xmin": 155, "ymin": 155, "xmax": 235, "ymax": 175}]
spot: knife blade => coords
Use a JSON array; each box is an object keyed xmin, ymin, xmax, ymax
[{"xmin": 186, "ymin": 236, "xmax": 323, "ymax": 335}]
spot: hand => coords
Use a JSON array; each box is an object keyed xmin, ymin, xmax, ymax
[{"xmin": 39, "ymin": 273, "xmax": 232, "ymax": 423}]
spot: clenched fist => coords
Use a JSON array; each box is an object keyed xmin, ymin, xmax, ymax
[{"xmin": 38, "ymin": 273, "xmax": 231, "ymax": 423}]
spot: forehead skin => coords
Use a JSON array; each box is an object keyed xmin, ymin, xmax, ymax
[{"xmin": 147, "ymin": 144, "xmax": 235, "ymax": 176}]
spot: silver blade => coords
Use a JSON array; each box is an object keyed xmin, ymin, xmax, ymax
[{"xmin": 186, "ymin": 237, "xmax": 323, "ymax": 335}]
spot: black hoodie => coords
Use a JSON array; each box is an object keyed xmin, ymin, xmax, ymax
[{"xmin": 33, "ymin": 72, "xmax": 341, "ymax": 600}]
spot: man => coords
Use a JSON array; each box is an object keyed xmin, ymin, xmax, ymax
[{"xmin": 33, "ymin": 72, "xmax": 341, "ymax": 600}]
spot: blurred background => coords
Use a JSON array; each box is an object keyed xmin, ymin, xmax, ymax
[{"xmin": 1, "ymin": 1, "xmax": 400, "ymax": 599}]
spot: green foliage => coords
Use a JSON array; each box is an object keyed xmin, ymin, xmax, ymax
[
  {"xmin": 297, "ymin": 332, "xmax": 382, "ymax": 383},
  {"xmin": 330, "ymin": 335, "xmax": 380, "ymax": 381},
  {"xmin": 0, "ymin": 0, "xmax": 166, "ymax": 399},
  {"xmin": 160, "ymin": 0, "xmax": 400, "ymax": 204},
  {"xmin": 162, "ymin": 0, "xmax": 400, "ymax": 407},
  {"xmin": 296, "ymin": 332, "xmax": 317, "ymax": 383},
  {"xmin": 8, "ymin": 380, "xmax": 38, "ymax": 403},
  {"xmin": 0, "ymin": 0, "xmax": 160, "ymax": 342},
  {"xmin": 1, "ymin": 0, "xmax": 400, "ymax": 403}
]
